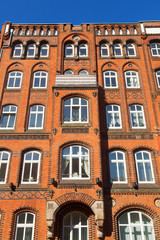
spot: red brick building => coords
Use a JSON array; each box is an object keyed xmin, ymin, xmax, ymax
[{"xmin": 0, "ymin": 21, "xmax": 159, "ymax": 240}]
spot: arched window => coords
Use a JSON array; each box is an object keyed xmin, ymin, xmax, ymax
[
  {"xmin": 109, "ymin": 151, "xmax": 127, "ymax": 183},
  {"xmin": 150, "ymin": 43, "xmax": 160, "ymax": 56},
  {"xmin": 114, "ymin": 44, "xmax": 123, "ymax": 56},
  {"xmin": 33, "ymin": 71, "xmax": 48, "ymax": 88},
  {"xmin": 135, "ymin": 151, "xmax": 154, "ymax": 183},
  {"xmin": 0, "ymin": 105, "xmax": 17, "ymax": 129},
  {"xmin": 39, "ymin": 28, "xmax": 43, "ymax": 35},
  {"xmin": 15, "ymin": 212, "xmax": 35, "ymax": 240},
  {"xmin": 111, "ymin": 28, "xmax": 115, "ymax": 35},
  {"xmin": 126, "ymin": 28, "xmax": 130, "ymax": 34},
  {"xmin": 79, "ymin": 70, "xmax": 88, "ymax": 75},
  {"xmin": 63, "ymin": 97, "xmax": 88, "ymax": 123},
  {"xmin": 25, "ymin": 28, "xmax": 29, "ymax": 36},
  {"xmin": 47, "ymin": 28, "xmax": 50, "ymax": 36},
  {"xmin": 21, "ymin": 151, "xmax": 41, "ymax": 183},
  {"xmin": 100, "ymin": 44, "xmax": 109, "ymax": 57},
  {"xmin": 13, "ymin": 44, "xmax": 23, "ymax": 57},
  {"xmin": 79, "ymin": 44, "xmax": 88, "ymax": 57},
  {"xmin": 103, "ymin": 71, "xmax": 118, "ymax": 88},
  {"xmin": 155, "ymin": 70, "xmax": 160, "ymax": 88},
  {"xmin": 65, "ymin": 44, "xmax": 74, "ymax": 57},
  {"xmin": 64, "ymin": 70, "xmax": 74, "ymax": 75},
  {"xmin": 40, "ymin": 44, "xmax": 49, "ymax": 57},
  {"xmin": 62, "ymin": 145, "xmax": 89, "ymax": 179},
  {"xmin": 133, "ymin": 27, "xmax": 137, "ymax": 34},
  {"xmin": 129, "ymin": 104, "xmax": 146, "ymax": 129},
  {"xmin": 33, "ymin": 28, "xmax": 36, "ymax": 35},
  {"xmin": 106, "ymin": 105, "xmax": 122, "ymax": 129},
  {"xmin": 118, "ymin": 211, "xmax": 155, "ymax": 240},
  {"xmin": 127, "ymin": 44, "xmax": 136, "ymax": 56},
  {"xmin": 63, "ymin": 212, "xmax": 88, "ymax": 240},
  {"xmin": 104, "ymin": 28, "xmax": 108, "ymax": 35},
  {"xmin": 18, "ymin": 28, "xmax": 22, "ymax": 35},
  {"xmin": 27, "ymin": 44, "xmax": 36, "ymax": 57},
  {"xmin": 0, "ymin": 151, "xmax": 10, "ymax": 183},
  {"xmin": 7, "ymin": 71, "xmax": 22, "ymax": 89},
  {"xmin": 119, "ymin": 28, "xmax": 122, "ymax": 35},
  {"xmin": 28, "ymin": 105, "xmax": 44, "ymax": 129},
  {"xmin": 54, "ymin": 28, "xmax": 58, "ymax": 35},
  {"xmin": 125, "ymin": 71, "xmax": 139, "ymax": 88}
]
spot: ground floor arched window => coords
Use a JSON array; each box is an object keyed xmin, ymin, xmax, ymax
[
  {"xmin": 63, "ymin": 212, "xmax": 88, "ymax": 240},
  {"xmin": 118, "ymin": 211, "xmax": 155, "ymax": 240}
]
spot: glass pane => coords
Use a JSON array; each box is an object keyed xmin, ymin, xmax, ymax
[
  {"xmin": 119, "ymin": 226, "xmax": 129, "ymax": 240},
  {"xmin": 81, "ymin": 228, "xmax": 87, "ymax": 240},
  {"xmin": 62, "ymin": 157, "xmax": 69, "ymax": 177},
  {"xmin": 81, "ymin": 99, "xmax": 87, "ymax": 106},
  {"xmin": 143, "ymin": 226, "xmax": 153, "ymax": 240},
  {"xmin": 145, "ymin": 163, "xmax": 153, "ymax": 181},
  {"xmin": 0, "ymin": 163, "xmax": 7, "ymax": 181},
  {"xmin": 25, "ymin": 227, "xmax": 32, "ymax": 240},
  {"xmin": 138, "ymin": 163, "xmax": 145, "ymax": 181},
  {"xmin": 64, "ymin": 99, "xmax": 71, "ymax": 106},
  {"xmin": 18, "ymin": 213, "xmax": 25, "ymax": 223},
  {"xmin": 81, "ymin": 215, "xmax": 87, "ymax": 225},
  {"xmin": 26, "ymin": 153, "xmax": 32, "ymax": 161},
  {"xmin": 63, "ymin": 147, "xmax": 70, "ymax": 155},
  {"xmin": 34, "ymin": 78, "xmax": 39, "ymax": 87},
  {"xmin": 119, "ymin": 214, "xmax": 128, "ymax": 224},
  {"xmin": 64, "ymin": 215, "xmax": 70, "ymax": 225},
  {"xmin": 131, "ymin": 226, "xmax": 141, "ymax": 240},
  {"xmin": 130, "ymin": 213, "xmax": 140, "ymax": 223},
  {"xmin": 142, "ymin": 214, "xmax": 151, "ymax": 224},
  {"xmin": 72, "ymin": 147, "xmax": 79, "ymax": 155},
  {"xmin": 36, "ymin": 114, "xmax": 43, "ymax": 127},
  {"xmin": 27, "ymin": 213, "xmax": 34, "ymax": 223},
  {"xmin": 1, "ymin": 115, "xmax": 8, "ymax": 127},
  {"xmin": 143, "ymin": 152, "xmax": 149, "ymax": 160},
  {"xmin": 72, "ymin": 213, "xmax": 79, "ymax": 225},
  {"xmin": 16, "ymin": 227, "xmax": 24, "ymax": 240},
  {"xmin": 64, "ymin": 227, "xmax": 70, "ymax": 240},
  {"xmin": 110, "ymin": 162, "xmax": 118, "ymax": 181},
  {"xmin": 23, "ymin": 163, "xmax": 31, "ymax": 182},
  {"xmin": 73, "ymin": 228, "xmax": 79, "ymax": 240},
  {"xmin": 72, "ymin": 157, "xmax": 79, "ymax": 177},
  {"xmin": 8, "ymin": 78, "xmax": 14, "ymax": 87},
  {"xmin": 81, "ymin": 107, "xmax": 87, "ymax": 122},
  {"xmin": 8, "ymin": 115, "xmax": 15, "ymax": 128},
  {"xmin": 41, "ymin": 78, "xmax": 46, "ymax": 87},
  {"xmin": 29, "ymin": 114, "xmax": 36, "ymax": 127},
  {"xmin": 73, "ymin": 98, "xmax": 79, "ymax": 105},
  {"xmin": 119, "ymin": 163, "xmax": 125, "ymax": 181},
  {"xmin": 72, "ymin": 107, "xmax": 79, "ymax": 121},
  {"xmin": 31, "ymin": 163, "xmax": 38, "ymax": 181},
  {"xmin": 63, "ymin": 106, "xmax": 70, "ymax": 122},
  {"xmin": 33, "ymin": 153, "xmax": 39, "ymax": 161},
  {"xmin": 15, "ymin": 78, "xmax": 20, "ymax": 87}
]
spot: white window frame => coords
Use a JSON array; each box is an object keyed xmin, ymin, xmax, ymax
[
  {"xmin": 62, "ymin": 145, "xmax": 90, "ymax": 179},
  {"xmin": 135, "ymin": 151, "xmax": 154, "ymax": 183},
  {"xmin": 118, "ymin": 211, "xmax": 155, "ymax": 240},
  {"xmin": 129, "ymin": 104, "xmax": 146, "ymax": 129},
  {"xmin": 63, "ymin": 212, "xmax": 88, "ymax": 240},
  {"xmin": 63, "ymin": 97, "xmax": 88, "ymax": 123},
  {"xmin": 0, "ymin": 105, "xmax": 17, "ymax": 129},
  {"xmin": 101, "ymin": 44, "xmax": 109, "ymax": 57},
  {"xmin": 33, "ymin": 71, "xmax": 48, "ymax": 89},
  {"xmin": 40, "ymin": 44, "xmax": 49, "ymax": 57},
  {"xmin": 65, "ymin": 44, "xmax": 74, "ymax": 57},
  {"xmin": 114, "ymin": 44, "xmax": 123, "ymax": 56},
  {"xmin": 79, "ymin": 44, "xmax": 88, "ymax": 57},
  {"xmin": 156, "ymin": 70, "xmax": 160, "ymax": 88},
  {"xmin": 7, "ymin": 71, "xmax": 23, "ymax": 89},
  {"xmin": 13, "ymin": 44, "xmax": 23, "ymax": 57},
  {"xmin": 28, "ymin": 105, "xmax": 45, "ymax": 129},
  {"xmin": 15, "ymin": 212, "xmax": 35, "ymax": 240},
  {"xmin": 0, "ymin": 151, "xmax": 10, "ymax": 184},
  {"xmin": 125, "ymin": 71, "xmax": 140, "ymax": 88},
  {"xmin": 106, "ymin": 105, "xmax": 122, "ymax": 129},
  {"xmin": 21, "ymin": 151, "xmax": 41, "ymax": 184},
  {"xmin": 27, "ymin": 44, "xmax": 36, "ymax": 57},
  {"xmin": 103, "ymin": 71, "xmax": 118, "ymax": 88},
  {"xmin": 127, "ymin": 44, "xmax": 136, "ymax": 56},
  {"xmin": 150, "ymin": 43, "xmax": 160, "ymax": 56},
  {"xmin": 109, "ymin": 151, "xmax": 127, "ymax": 183}
]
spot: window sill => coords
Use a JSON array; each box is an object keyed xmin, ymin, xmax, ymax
[
  {"xmin": 25, "ymin": 129, "xmax": 44, "ymax": 133},
  {"xmin": 104, "ymin": 88, "xmax": 119, "ymax": 90},
  {"xmin": 4, "ymin": 88, "xmax": 21, "ymax": 92},
  {"xmin": 126, "ymin": 88, "xmax": 141, "ymax": 91},
  {"xmin": 18, "ymin": 184, "xmax": 41, "ymax": 189},
  {"xmin": 31, "ymin": 88, "xmax": 47, "ymax": 91},
  {"xmin": 61, "ymin": 123, "xmax": 90, "ymax": 127}
]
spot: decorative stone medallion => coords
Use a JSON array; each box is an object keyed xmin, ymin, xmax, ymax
[
  {"xmin": 155, "ymin": 198, "xmax": 160, "ymax": 207},
  {"xmin": 73, "ymin": 36, "xmax": 80, "ymax": 41}
]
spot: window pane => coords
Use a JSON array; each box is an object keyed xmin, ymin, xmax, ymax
[
  {"xmin": 1, "ymin": 115, "xmax": 8, "ymax": 127},
  {"xmin": 64, "ymin": 215, "xmax": 70, "ymax": 225},
  {"xmin": 81, "ymin": 228, "xmax": 87, "ymax": 240},
  {"xmin": 31, "ymin": 163, "xmax": 38, "ymax": 181},
  {"xmin": 81, "ymin": 215, "xmax": 87, "ymax": 225},
  {"xmin": 119, "ymin": 214, "xmax": 128, "ymax": 224},
  {"xmin": 143, "ymin": 226, "xmax": 153, "ymax": 240},
  {"xmin": 23, "ymin": 163, "xmax": 31, "ymax": 182},
  {"xmin": 25, "ymin": 227, "xmax": 32, "ymax": 240},
  {"xmin": 62, "ymin": 157, "xmax": 69, "ymax": 178},
  {"xmin": 72, "ymin": 147, "xmax": 79, "ymax": 155},
  {"xmin": 8, "ymin": 115, "xmax": 15, "ymax": 127},
  {"xmin": 138, "ymin": 163, "xmax": 145, "ymax": 181},
  {"xmin": 72, "ymin": 213, "xmax": 79, "ymax": 225},
  {"xmin": 18, "ymin": 213, "xmax": 25, "ymax": 223},
  {"xmin": 119, "ymin": 163, "xmax": 125, "ymax": 181},
  {"xmin": 36, "ymin": 114, "xmax": 43, "ymax": 127},
  {"xmin": 81, "ymin": 107, "xmax": 87, "ymax": 122},
  {"xmin": 73, "ymin": 229, "xmax": 79, "ymax": 240},
  {"xmin": 27, "ymin": 213, "xmax": 34, "ymax": 223},
  {"xmin": 120, "ymin": 226, "xmax": 129, "ymax": 240},
  {"xmin": 64, "ymin": 227, "xmax": 70, "ymax": 240},
  {"xmin": 130, "ymin": 213, "xmax": 140, "ymax": 223},
  {"xmin": 110, "ymin": 162, "xmax": 118, "ymax": 181},
  {"xmin": 16, "ymin": 228, "xmax": 24, "ymax": 240},
  {"xmin": 72, "ymin": 158, "xmax": 79, "ymax": 177},
  {"xmin": 145, "ymin": 163, "xmax": 153, "ymax": 181},
  {"xmin": 29, "ymin": 114, "xmax": 36, "ymax": 127},
  {"xmin": 0, "ymin": 163, "xmax": 7, "ymax": 181}
]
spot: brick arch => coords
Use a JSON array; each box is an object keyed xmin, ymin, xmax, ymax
[
  {"xmin": 9, "ymin": 206, "xmax": 39, "ymax": 240},
  {"xmin": 113, "ymin": 204, "xmax": 160, "ymax": 240},
  {"xmin": 54, "ymin": 200, "xmax": 95, "ymax": 240},
  {"xmin": 101, "ymin": 61, "xmax": 120, "ymax": 72},
  {"xmin": 55, "ymin": 192, "xmax": 95, "ymax": 208},
  {"xmin": 122, "ymin": 61, "xmax": 140, "ymax": 72}
]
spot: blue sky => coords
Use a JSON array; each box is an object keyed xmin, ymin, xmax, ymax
[{"xmin": 1, "ymin": 0, "xmax": 160, "ymax": 26}]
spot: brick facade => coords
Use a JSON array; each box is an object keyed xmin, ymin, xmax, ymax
[{"xmin": 0, "ymin": 21, "xmax": 159, "ymax": 239}]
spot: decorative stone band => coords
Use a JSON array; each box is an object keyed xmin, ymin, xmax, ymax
[{"xmin": 55, "ymin": 75, "xmax": 98, "ymax": 87}]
